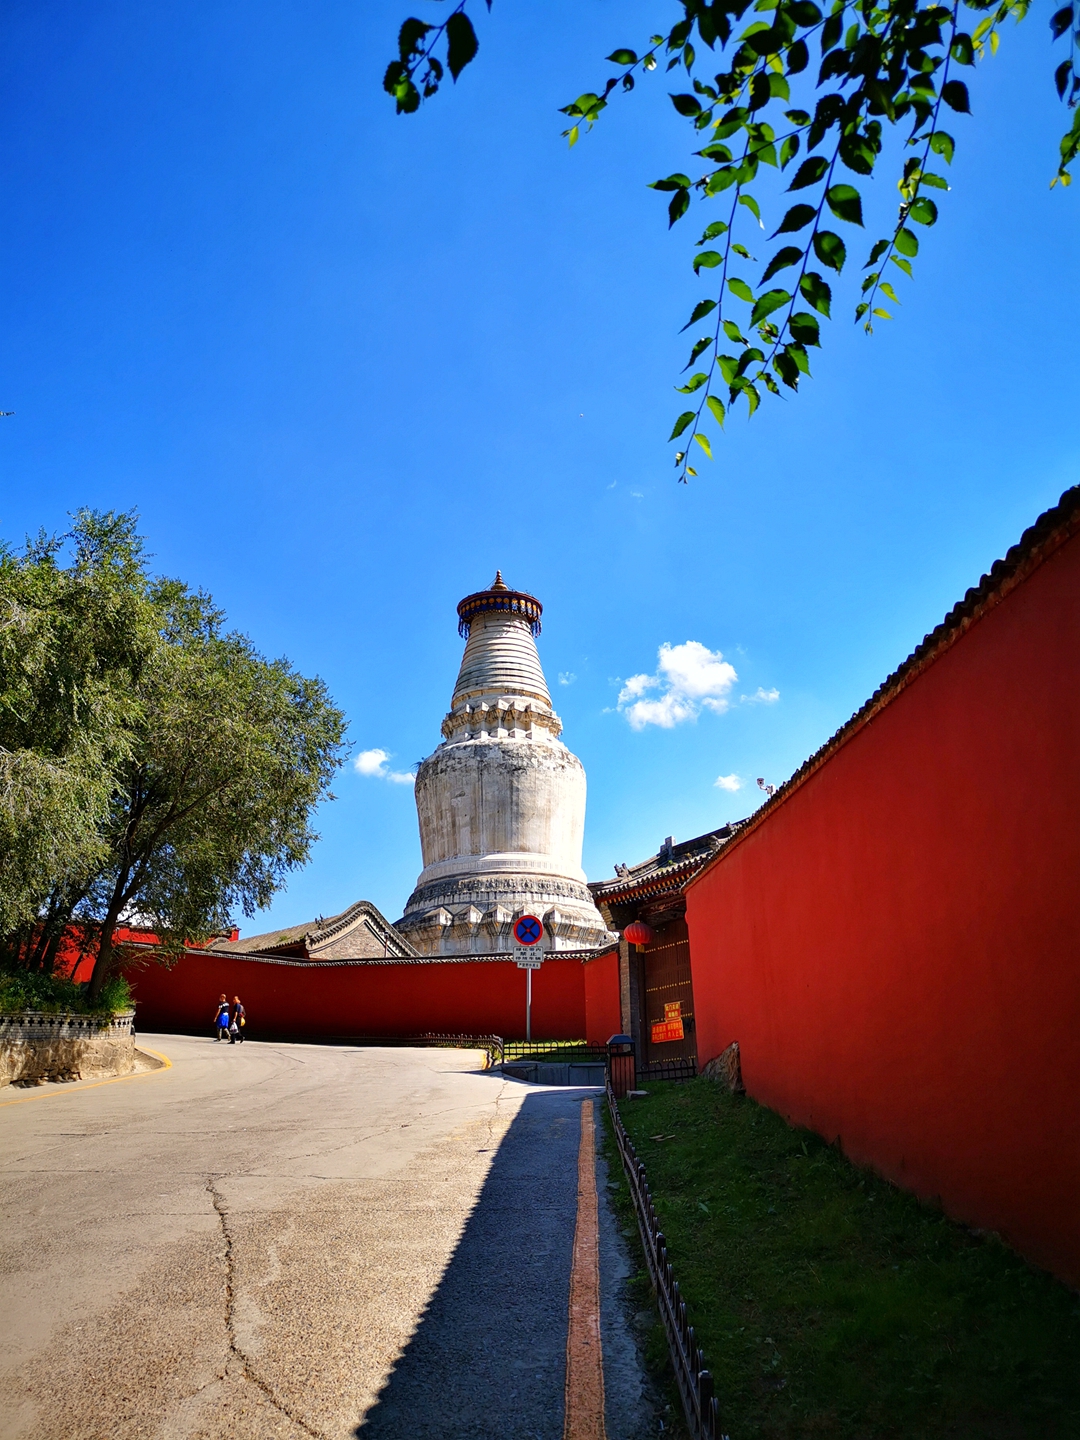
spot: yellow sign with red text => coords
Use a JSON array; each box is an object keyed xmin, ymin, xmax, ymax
[{"xmin": 650, "ymin": 1000, "xmax": 684, "ymax": 1044}]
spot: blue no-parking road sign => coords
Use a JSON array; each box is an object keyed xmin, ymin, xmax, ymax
[{"xmin": 513, "ymin": 914, "xmax": 544, "ymax": 947}]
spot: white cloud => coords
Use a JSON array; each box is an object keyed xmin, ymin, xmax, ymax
[
  {"xmin": 741, "ymin": 687, "xmax": 780, "ymax": 705},
  {"xmin": 617, "ymin": 641, "xmax": 738, "ymax": 730},
  {"xmin": 354, "ymin": 748, "xmax": 415, "ymax": 785},
  {"xmin": 714, "ymin": 773, "xmax": 743, "ymax": 792},
  {"xmin": 558, "ymin": 672, "xmax": 577, "ymax": 686}
]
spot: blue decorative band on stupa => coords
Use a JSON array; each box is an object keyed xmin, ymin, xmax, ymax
[{"xmin": 457, "ymin": 572, "xmax": 543, "ymax": 638}]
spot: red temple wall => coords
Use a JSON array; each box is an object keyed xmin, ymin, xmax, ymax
[
  {"xmin": 582, "ymin": 948, "xmax": 622, "ymax": 1046},
  {"xmin": 126, "ymin": 947, "xmax": 589, "ymax": 1042},
  {"xmin": 685, "ymin": 526, "xmax": 1080, "ymax": 1286}
]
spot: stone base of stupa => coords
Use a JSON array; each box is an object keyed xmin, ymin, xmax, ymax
[{"xmin": 396, "ymin": 870, "xmax": 611, "ymax": 957}]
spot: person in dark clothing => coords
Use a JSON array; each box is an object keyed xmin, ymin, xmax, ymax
[
  {"xmin": 230, "ymin": 997, "xmax": 246, "ymax": 1043},
  {"xmin": 214, "ymin": 994, "xmax": 230, "ymax": 1041}
]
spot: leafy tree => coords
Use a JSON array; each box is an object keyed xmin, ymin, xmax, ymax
[
  {"xmin": 384, "ymin": 0, "xmax": 1078, "ymax": 479},
  {"xmin": 0, "ymin": 512, "xmax": 347, "ymax": 1006},
  {"xmin": 0, "ymin": 512, "xmax": 149, "ymax": 966}
]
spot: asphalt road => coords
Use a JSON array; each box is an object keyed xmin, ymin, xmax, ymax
[{"xmin": 0, "ymin": 1035, "xmax": 657, "ymax": 1440}]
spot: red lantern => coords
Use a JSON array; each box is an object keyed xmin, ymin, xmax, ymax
[{"xmin": 623, "ymin": 920, "xmax": 654, "ymax": 947}]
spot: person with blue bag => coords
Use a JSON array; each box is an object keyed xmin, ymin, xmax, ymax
[{"xmin": 213, "ymin": 994, "xmax": 230, "ymax": 1042}]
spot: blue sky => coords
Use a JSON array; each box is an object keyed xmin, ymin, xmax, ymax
[{"xmin": 2, "ymin": 0, "xmax": 1077, "ymax": 934}]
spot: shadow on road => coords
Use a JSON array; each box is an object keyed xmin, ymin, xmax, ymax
[{"xmin": 355, "ymin": 1087, "xmax": 591, "ymax": 1440}]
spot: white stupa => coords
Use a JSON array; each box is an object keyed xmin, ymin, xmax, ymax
[{"xmin": 396, "ymin": 573, "xmax": 612, "ymax": 956}]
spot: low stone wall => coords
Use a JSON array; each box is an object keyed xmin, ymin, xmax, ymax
[{"xmin": 0, "ymin": 1010, "xmax": 136, "ymax": 1087}]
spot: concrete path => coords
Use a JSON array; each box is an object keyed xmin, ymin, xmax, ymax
[{"xmin": 0, "ymin": 1035, "xmax": 657, "ymax": 1440}]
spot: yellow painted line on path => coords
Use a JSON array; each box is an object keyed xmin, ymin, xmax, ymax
[
  {"xmin": 563, "ymin": 1098, "xmax": 607, "ymax": 1440},
  {"xmin": 0, "ymin": 1046, "xmax": 172, "ymax": 1109}
]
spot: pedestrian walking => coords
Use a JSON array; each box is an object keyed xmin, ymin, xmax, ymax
[
  {"xmin": 214, "ymin": 994, "xmax": 230, "ymax": 1042},
  {"xmin": 230, "ymin": 996, "xmax": 246, "ymax": 1043}
]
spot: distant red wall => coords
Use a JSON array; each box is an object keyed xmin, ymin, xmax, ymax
[
  {"xmin": 583, "ymin": 948, "xmax": 621, "ymax": 1045},
  {"xmin": 686, "ymin": 525, "xmax": 1080, "ymax": 1286},
  {"xmin": 126, "ymin": 948, "xmax": 587, "ymax": 1042}
]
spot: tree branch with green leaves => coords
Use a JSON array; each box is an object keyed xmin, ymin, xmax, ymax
[{"xmin": 386, "ymin": 0, "xmax": 1078, "ymax": 479}]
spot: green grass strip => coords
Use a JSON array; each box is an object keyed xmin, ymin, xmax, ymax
[{"xmin": 603, "ymin": 1079, "xmax": 1080, "ymax": 1439}]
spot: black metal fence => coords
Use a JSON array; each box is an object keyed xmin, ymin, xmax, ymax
[
  {"xmin": 639, "ymin": 1056, "xmax": 698, "ymax": 1083},
  {"xmin": 606, "ymin": 1081, "xmax": 726, "ymax": 1440},
  {"xmin": 502, "ymin": 1038, "xmax": 608, "ymax": 1064},
  {"xmin": 413, "ymin": 1033, "xmax": 505, "ymax": 1068}
]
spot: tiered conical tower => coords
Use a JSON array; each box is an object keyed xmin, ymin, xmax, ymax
[{"xmin": 396, "ymin": 574, "xmax": 612, "ymax": 956}]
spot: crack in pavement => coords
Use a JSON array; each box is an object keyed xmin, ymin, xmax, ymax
[{"xmin": 206, "ymin": 1175, "xmax": 327, "ymax": 1440}]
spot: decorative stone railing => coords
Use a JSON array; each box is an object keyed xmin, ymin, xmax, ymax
[{"xmin": 0, "ymin": 1009, "xmax": 136, "ymax": 1087}]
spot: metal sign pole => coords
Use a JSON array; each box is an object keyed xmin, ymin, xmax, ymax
[{"xmin": 513, "ymin": 914, "xmax": 544, "ymax": 1046}]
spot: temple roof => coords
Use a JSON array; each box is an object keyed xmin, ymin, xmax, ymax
[
  {"xmin": 589, "ymin": 825, "xmax": 744, "ymax": 909},
  {"xmin": 207, "ymin": 900, "xmax": 419, "ymax": 963}
]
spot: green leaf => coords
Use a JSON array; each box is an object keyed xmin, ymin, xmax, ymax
[
  {"xmin": 929, "ymin": 131, "xmax": 956, "ymax": 164},
  {"xmin": 890, "ymin": 254, "xmax": 913, "ymax": 277},
  {"xmin": 941, "ymin": 80, "xmax": 971, "ymax": 113},
  {"xmin": 669, "ymin": 411, "xmax": 695, "ymax": 440},
  {"xmin": 694, "ymin": 432, "xmax": 713, "ymax": 459},
  {"xmin": 728, "ymin": 277, "xmax": 755, "ymax": 303},
  {"xmin": 676, "ymin": 372, "xmax": 709, "ymax": 393},
  {"xmin": 681, "ymin": 299, "xmax": 717, "ymax": 330},
  {"xmin": 772, "ymin": 203, "xmax": 816, "ymax": 236},
  {"xmin": 866, "ymin": 238, "xmax": 889, "ymax": 266},
  {"xmin": 880, "ymin": 281, "xmax": 900, "ymax": 304},
  {"xmin": 650, "ymin": 173, "xmax": 694, "ymax": 191},
  {"xmin": 706, "ymin": 167, "xmax": 740, "ymax": 195},
  {"xmin": 706, "ymin": 394, "xmax": 726, "ymax": 427},
  {"xmin": 722, "ymin": 320, "xmax": 747, "ymax": 344},
  {"xmin": 761, "ymin": 245, "xmax": 803, "ymax": 282},
  {"xmin": 786, "ymin": 38, "xmax": 809, "ymax": 75},
  {"xmin": 894, "ymin": 226, "xmax": 919, "ymax": 257},
  {"xmin": 872, "ymin": 307, "xmax": 892, "ymax": 318},
  {"xmin": 698, "ymin": 143, "xmax": 734, "ymax": 163},
  {"xmin": 693, "ymin": 250, "xmax": 724, "ymax": 273},
  {"xmin": 788, "ymin": 155, "xmax": 829, "ymax": 190},
  {"xmin": 732, "ymin": 243, "xmax": 754, "ymax": 259},
  {"xmin": 950, "ymin": 33, "xmax": 975, "ymax": 65},
  {"xmin": 718, "ymin": 353, "xmax": 740, "ymax": 383},
  {"xmin": 825, "ymin": 184, "xmax": 863, "ymax": 225},
  {"xmin": 908, "ymin": 197, "xmax": 938, "ymax": 225},
  {"xmin": 799, "ymin": 271, "xmax": 831, "ymax": 317},
  {"xmin": 669, "ymin": 189, "xmax": 691, "ymax": 226},
  {"xmin": 445, "ymin": 12, "xmax": 479, "ymax": 81},
  {"xmin": 1050, "ymin": 5, "xmax": 1073, "ymax": 39},
  {"xmin": 751, "ymin": 288, "xmax": 791, "ymax": 325},
  {"xmin": 397, "ymin": 18, "xmax": 431, "ymax": 61},
  {"xmin": 788, "ymin": 311, "xmax": 820, "ymax": 346},
  {"xmin": 685, "ymin": 337, "xmax": 713, "ymax": 367},
  {"xmin": 670, "ymin": 93, "xmax": 703, "ymax": 117},
  {"xmin": 775, "ymin": 347, "xmax": 801, "ymax": 389},
  {"xmin": 812, "ymin": 229, "xmax": 846, "ymax": 272},
  {"xmin": 698, "ymin": 221, "xmax": 729, "ymax": 243},
  {"xmin": 606, "ymin": 48, "xmax": 638, "ymax": 64},
  {"xmin": 566, "ymin": 125, "xmax": 580, "ymax": 147},
  {"xmin": 920, "ymin": 172, "xmax": 950, "ymax": 190},
  {"xmin": 739, "ymin": 194, "xmax": 763, "ymax": 224},
  {"xmin": 779, "ymin": 134, "xmax": 800, "ymax": 169}
]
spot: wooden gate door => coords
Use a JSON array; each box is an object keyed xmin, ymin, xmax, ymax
[{"xmin": 642, "ymin": 918, "xmax": 697, "ymax": 1065}]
